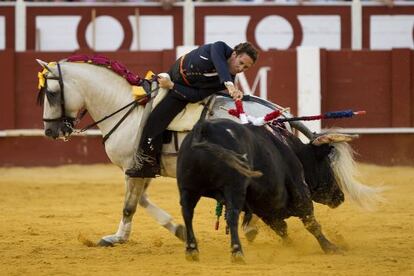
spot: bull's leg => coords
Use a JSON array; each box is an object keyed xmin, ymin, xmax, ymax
[
  {"xmin": 266, "ymin": 218, "xmax": 293, "ymax": 246},
  {"xmin": 301, "ymin": 214, "xmax": 341, "ymax": 254},
  {"xmin": 226, "ymin": 207, "xmax": 245, "ymax": 264},
  {"xmin": 180, "ymin": 190, "xmax": 200, "ymax": 261},
  {"xmin": 98, "ymin": 177, "xmax": 146, "ymax": 246},
  {"xmin": 224, "ymin": 184, "xmax": 246, "ymax": 264},
  {"xmin": 242, "ymin": 213, "xmax": 259, "ymax": 242}
]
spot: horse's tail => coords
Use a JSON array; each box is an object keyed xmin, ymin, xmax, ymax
[
  {"xmin": 190, "ymin": 122, "xmax": 262, "ymax": 178},
  {"xmin": 331, "ymin": 142, "xmax": 385, "ymax": 210}
]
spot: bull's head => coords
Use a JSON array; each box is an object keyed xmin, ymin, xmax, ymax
[{"xmin": 303, "ymin": 133, "xmax": 358, "ymax": 208}]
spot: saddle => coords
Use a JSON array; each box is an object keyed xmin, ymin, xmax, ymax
[{"xmin": 152, "ymin": 87, "xmax": 212, "ymax": 132}]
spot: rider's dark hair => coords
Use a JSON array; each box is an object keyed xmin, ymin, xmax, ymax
[{"xmin": 233, "ymin": 42, "xmax": 259, "ymax": 63}]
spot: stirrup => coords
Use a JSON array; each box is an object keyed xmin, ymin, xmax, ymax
[{"xmin": 125, "ymin": 165, "xmax": 159, "ymax": 178}]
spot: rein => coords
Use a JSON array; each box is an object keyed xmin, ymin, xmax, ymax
[
  {"xmin": 73, "ymin": 84, "xmax": 157, "ymax": 144},
  {"xmin": 42, "ymin": 63, "xmax": 76, "ymax": 132},
  {"xmin": 40, "ymin": 61, "xmax": 157, "ymax": 144}
]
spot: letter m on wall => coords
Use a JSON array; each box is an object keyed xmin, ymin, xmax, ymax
[{"xmin": 236, "ymin": 66, "xmax": 271, "ymax": 99}]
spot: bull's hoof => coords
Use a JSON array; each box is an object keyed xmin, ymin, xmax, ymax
[
  {"xmin": 323, "ymin": 243, "xmax": 343, "ymax": 255},
  {"xmin": 185, "ymin": 248, "xmax": 199, "ymax": 262},
  {"xmin": 97, "ymin": 239, "xmax": 114, "ymax": 247},
  {"xmin": 244, "ymin": 228, "xmax": 258, "ymax": 243},
  {"xmin": 175, "ymin": 224, "xmax": 187, "ymax": 242},
  {"xmin": 231, "ymin": 251, "xmax": 246, "ymax": 264},
  {"xmin": 282, "ymin": 237, "xmax": 293, "ymax": 246}
]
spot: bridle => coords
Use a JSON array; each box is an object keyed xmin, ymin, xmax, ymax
[
  {"xmin": 40, "ymin": 62, "xmax": 76, "ymax": 133},
  {"xmin": 38, "ymin": 62, "xmax": 156, "ymax": 143}
]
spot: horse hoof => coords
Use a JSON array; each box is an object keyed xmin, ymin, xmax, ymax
[
  {"xmin": 244, "ymin": 228, "xmax": 258, "ymax": 243},
  {"xmin": 185, "ymin": 249, "xmax": 199, "ymax": 262},
  {"xmin": 97, "ymin": 239, "xmax": 114, "ymax": 247},
  {"xmin": 175, "ymin": 224, "xmax": 187, "ymax": 242},
  {"xmin": 231, "ymin": 251, "xmax": 246, "ymax": 264}
]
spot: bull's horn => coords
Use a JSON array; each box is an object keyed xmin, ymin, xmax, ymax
[{"xmin": 312, "ymin": 133, "xmax": 359, "ymax": 145}]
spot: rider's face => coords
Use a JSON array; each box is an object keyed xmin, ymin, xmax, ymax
[{"xmin": 228, "ymin": 52, "xmax": 255, "ymax": 75}]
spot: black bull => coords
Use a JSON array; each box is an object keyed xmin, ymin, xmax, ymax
[{"xmin": 177, "ymin": 118, "xmax": 347, "ymax": 262}]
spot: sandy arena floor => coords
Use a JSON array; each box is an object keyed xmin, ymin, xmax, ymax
[{"xmin": 0, "ymin": 163, "xmax": 413, "ymax": 275}]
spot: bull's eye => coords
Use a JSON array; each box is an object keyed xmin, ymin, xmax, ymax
[{"xmin": 328, "ymin": 147, "xmax": 336, "ymax": 161}]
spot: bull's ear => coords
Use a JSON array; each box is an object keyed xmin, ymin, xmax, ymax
[
  {"xmin": 312, "ymin": 133, "xmax": 358, "ymax": 146},
  {"xmin": 314, "ymin": 144, "xmax": 334, "ymax": 161}
]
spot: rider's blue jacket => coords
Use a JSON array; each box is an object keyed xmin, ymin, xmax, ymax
[{"xmin": 168, "ymin": 41, "xmax": 236, "ymax": 102}]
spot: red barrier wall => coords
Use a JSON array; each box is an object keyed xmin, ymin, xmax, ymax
[
  {"xmin": 0, "ymin": 51, "xmax": 175, "ymax": 167},
  {"xmin": 321, "ymin": 49, "xmax": 414, "ymax": 129},
  {"xmin": 1, "ymin": 50, "xmax": 413, "ymax": 166},
  {"xmin": 0, "ymin": 50, "xmax": 15, "ymax": 129},
  {"xmin": 352, "ymin": 134, "xmax": 414, "ymax": 166},
  {"xmin": 0, "ymin": 6, "xmax": 15, "ymax": 50}
]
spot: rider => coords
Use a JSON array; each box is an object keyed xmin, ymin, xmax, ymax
[{"xmin": 125, "ymin": 41, "xmax": 259, "ymax": 178}]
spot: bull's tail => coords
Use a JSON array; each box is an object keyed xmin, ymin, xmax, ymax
[{"xmin": 190, "ymin": 122, "xmax": 262, "ymax": 178}]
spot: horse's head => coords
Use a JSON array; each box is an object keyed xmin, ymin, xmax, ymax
[
  {"xmin": 295, "ymin": 133, "xmax": 359, "ymax": 208},
  {"xmin": 36, "ymin": 59, "xmax": 84, "ymax": 140}
]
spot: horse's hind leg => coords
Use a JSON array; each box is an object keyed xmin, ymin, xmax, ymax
[
  {"xmin": 301, "ymin": 214, "xmax": 341, "ymax": 254},
  {"xmin": 139, "ymin": 192, "xmax": 186, "ymax": 241},
  {"xmin": 98, "ymin": 177, "xmax": 147, "ymax": 246}
]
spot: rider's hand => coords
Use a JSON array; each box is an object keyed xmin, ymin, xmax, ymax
[
  {"xmin": 225, "ymin": 81, "xmax": 244, "ymax": 100},
  {"xmin": 228, "ymin": 87, "xmax": 244, "ymax": 100},
  {"xmin": 158, "ymin": 75, "xmax": 174, "ymax": 90},
  {"xmin": 230, "ymin": 89, "xmax": 244, "ymax": 100}
]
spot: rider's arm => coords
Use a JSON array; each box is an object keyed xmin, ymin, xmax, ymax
[{"xmin": 210, "ymin": 41, "xmax": 234, "ymax": 83}]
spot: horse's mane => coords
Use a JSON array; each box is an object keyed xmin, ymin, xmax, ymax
[
  {"xmin": 37, "ymin": 55, "xmax": 149, "ymax": 106},
  {"xmin": 65, "ymin": 54, "xmax": 145, "ymax": 86}
]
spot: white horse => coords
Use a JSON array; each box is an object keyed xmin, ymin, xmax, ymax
[{"xmin": 36, "ymin": 59, "xmax": 282, "ymax": 246}]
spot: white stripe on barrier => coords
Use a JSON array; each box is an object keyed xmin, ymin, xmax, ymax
[
  {"xmin": 322, "ymin": 128, "xmax": 414, "ymax": 134},
  {"xmin": 297, "ymin": 46, "xmax": 321, "ymax": 141},
  {"xmin": 0, "ymin": 129, "xmax": 101, "ymax": 137},
  {"xmin": 1, "ymin": 128, "xmax": 413, "ymax": 138}
]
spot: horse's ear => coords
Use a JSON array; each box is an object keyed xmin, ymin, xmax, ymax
[
  {"xmin": 36, "ymin": 59, "xmax": 58, "ymax": 77},
  {"xmin": 36, "ymin": 59, "xmax": 49, "ymax": 69}
]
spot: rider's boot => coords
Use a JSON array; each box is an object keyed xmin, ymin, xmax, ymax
[{"xmin": 125, "ymin": 138, "xmax": 160, "ymax": 178}]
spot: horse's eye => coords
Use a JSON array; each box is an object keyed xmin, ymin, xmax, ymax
[{"xmin": 45, "ymin": 90, "xmax": 60, "ymax": 105}]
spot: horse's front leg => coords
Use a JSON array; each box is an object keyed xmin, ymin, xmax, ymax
[{"xmin": 98, "ymin": 177, "xmax": 146, "ymax": 247}]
